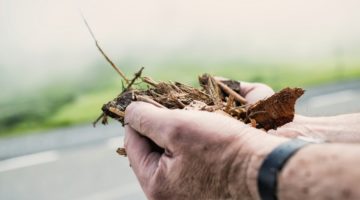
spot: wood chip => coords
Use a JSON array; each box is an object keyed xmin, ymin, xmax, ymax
[{"xmin": 215, "ymin": 79, "xmax": 247, "ymax": 105}]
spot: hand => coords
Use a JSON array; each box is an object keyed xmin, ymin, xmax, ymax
[{"xmin": 124, "ymin": 102, "xmax": 288, "ymax": 200}]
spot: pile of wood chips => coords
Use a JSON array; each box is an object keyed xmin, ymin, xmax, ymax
[
  {"xmin": 93, "ymin": 68, "xmax": 304, "ymax": 156},
  {"xmin": 83, "ymin": 17, "xmax": 304, "ymax": 157}
]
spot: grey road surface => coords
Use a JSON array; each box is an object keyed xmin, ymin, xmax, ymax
[{"xmin": 0, "ymin": 79, "xmax": 359, "ymax": 200}]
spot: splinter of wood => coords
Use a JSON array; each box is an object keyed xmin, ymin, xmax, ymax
[
  {"xmin": 225, "ymin": 95, "xmax": 235, "ymax": 113},
  {"xmin": 108, "ymin": 107, "xmax": 125, "ymax": 117},
  {"xmin": 123, "ymin": 67, "xmax": 144, "ymax": 93},
  {"xmin": 92, "ymin": 112, "xmax": 104, "ymax": 127},
  {"xmin": 142, "ymin": 76, "xmax": 159, "ymax": 87},
  {"xmin": 215, "ymin": 79, "xmax": 247, "ymax": 105},
  {"xmin": 117, "ymin": 148, "xmax": 127, "ymax": 156},
  {"xmin": 81, "ymin": 13, "xmax": 129, "ymax": 84}
]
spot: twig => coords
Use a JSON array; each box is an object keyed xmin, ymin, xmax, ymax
[
  {"xmin": 123, "ymin": 67, "xmax": 144, "ymax": 93},
  {"xmin": 101, "ymin": 114, "xmax": 108, "ymax": 125},
  {"xmin": 205, "ymin": 75, "xmax": 223, "ymax": 105},
  {"xmin": 170, "ymin": 82, "xmax": 182, "ymax": 93},
  {"xmin": 175, "ymin": 99, "xmax": 186, "ymax": 108},
  {"xmin": 108, "ymin": 107, "xmax": 125, "ymax": 117},
  {"xmin": 92, "ymin": 113, "xmax": 104, "ymax": 127},
  {"xmin": 80, "ymin": 12, "xmax": 129, "ymax": 84},
  {"xmin": 215, "ymin": 79, "xmax": 247, "ymax": 105},
  {"xmin": 142, "ymin": 76, "xmax": 159, "ymax": 87},
  {"xmin": 225, "ymin": 94, "xmax": 235, "ymax": 113},
  {"xmin": 250, "ymin": 119, "xmax": 257, "ymax": 128}
]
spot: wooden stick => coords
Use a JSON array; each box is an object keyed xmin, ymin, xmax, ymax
[
  {"xmin": 225, "ymin": 94, "xmax": 235, "ymax": 113},
  {"xmin": 208, "ymin": 76, "xmax": 223, "ymax": 105},
  {"xmin": 108, "ymin": 107, "xmax": 125, "ymax": 117},
  {"xmin": 215, "ymin": 79, "xmax": 247, "ymax": 104},
  {"xmin": 81, "ymin": 13, "xmax": 129, "ymax": 84},
  {"xmin": 123, "ymin": 67, "xmax": 144, "ymax": 93},
  {"xmin": 142, "ymin": 76, "xmax": 158, "ymax": 87},
  {"xmin": 175, "ymin": 99, "xmax": 186, "ymax": 108},
  {"xmin": 92, "ymin": 112, "xmax": 104, "ymax": 127},
  {"xmin": 101, "ymin": 114, "xmax": 108, "ymax": 125}
]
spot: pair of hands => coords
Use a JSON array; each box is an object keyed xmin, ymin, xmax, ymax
[{"xmin": 124, "ymin": 81, "xmax": 308, "ymax": 200}]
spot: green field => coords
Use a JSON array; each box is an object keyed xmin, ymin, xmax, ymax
[{"xmin": 1, "ymin": 60, "xmax": 360, "ymax": 137}]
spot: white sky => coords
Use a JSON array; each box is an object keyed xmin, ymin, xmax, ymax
[{"xmin": 1, "ymin": 0, "xmax": 360, "ymax": 96}]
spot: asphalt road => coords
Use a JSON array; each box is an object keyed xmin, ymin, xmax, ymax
[{"xmin": 1, "ymin": 79, "xmax": 359, "ymax": 200}]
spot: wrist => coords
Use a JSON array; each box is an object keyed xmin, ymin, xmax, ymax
[
  {"xmin": 246, "ymin": 134, "xmax": 290, "ymax": 200},
  {"xmin": 227, "ymin": 131, "xmax": 289, "ymax": 200},
  {"xmin": 293, "ymin": 115, "xmax": 334, "ymax": 141}
]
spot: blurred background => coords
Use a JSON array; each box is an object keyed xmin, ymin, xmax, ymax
[{"xmin": 1, "ymin": 0, "xmax": 360, "ymax": 199}]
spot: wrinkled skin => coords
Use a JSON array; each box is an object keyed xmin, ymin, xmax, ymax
[
  {"xmin": 124, "ymin": 103, "xmax": 287, "ymax": 199},
  {"xmin": 125, "ymin": 103, "xmax": 255, "ymax": 199},
  {"xmin": 123, "ymin": 80, "xmax": 288, "ymax": 200}
]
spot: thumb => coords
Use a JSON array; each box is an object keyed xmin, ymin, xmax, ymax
[{"xmin": 125, "ymin": 102, "xmax": 173, "ymax": 149}]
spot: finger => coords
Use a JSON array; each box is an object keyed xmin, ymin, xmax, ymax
[
  {"xmin": 125, "ymin": 102, "xmax": 173, "ymax": 149},
  {"xmin": 240, "ymin": 81, "xmax": 274, "ymax": 104},
  {"xmin": 125, "ymin": 125, "xmax": 160, "ymax": 183}
]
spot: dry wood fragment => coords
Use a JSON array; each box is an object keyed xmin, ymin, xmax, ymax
[
  {"xmin": 247, "ymin": 87, "xmax": 304, "ymax": 130},
  {"xmin": 109, "ymin": 107, "xmax": 125, "ymax": 117},
  {"xmin": 117, "ymin": 148, "xmax": 127, "ymax": 156},
  {"xmin": 92, "ymin": 113, "xmax": 104, "ymax": 127},
  {"xmin": 142, "ymin": 76, "xmax": 159, "ymax": 87},
  {"xmin": 225, "ymin": 95, "xmax": 235, "ymax": 113},
  {"xmin": 250, "ymin": 118, "xmax": 257, "ymax": 128},
  {"xmin": 81, "ymin": 14, "xmax": 129, "ymax": 84},
  {"xmin": 215, "ymin": 79, "xmax": 247, "ymax": 105}
]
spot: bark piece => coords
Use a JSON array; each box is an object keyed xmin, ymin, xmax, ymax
[{"xmin": 247, "ymin": 87, "xmax": 304, "ymax": 130}]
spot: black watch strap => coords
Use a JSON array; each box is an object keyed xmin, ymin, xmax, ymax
[{"xmin": 257, "ymin": 139, "xmax": 312, "ymax": 200}]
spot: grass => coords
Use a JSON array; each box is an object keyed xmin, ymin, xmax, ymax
[
  {"xmin": 1, "ymin": 60, "xmax": 360, "ymax": 137},
  {"xmin": 45, "ymin": 88, "xmax": 120, "ymax": 127}
]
